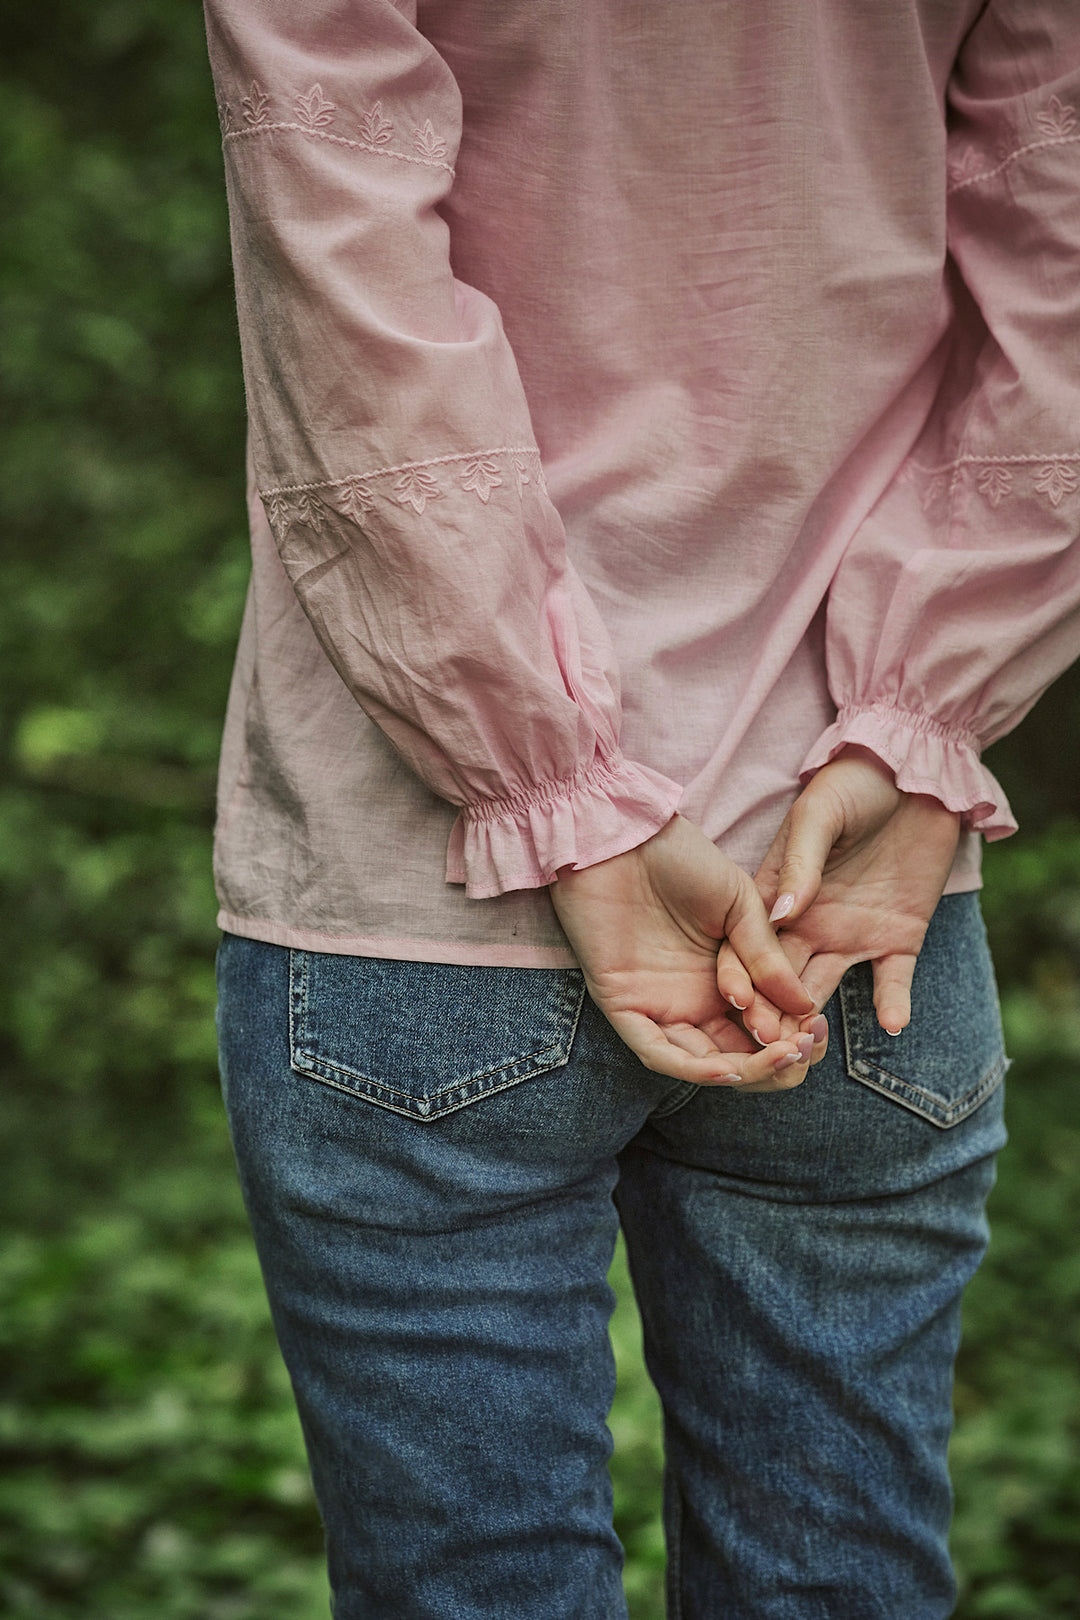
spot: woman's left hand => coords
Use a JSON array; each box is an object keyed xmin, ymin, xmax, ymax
[{"xmin": 716, "ymin": 746, "xmax": 962, "ymax": 1040}]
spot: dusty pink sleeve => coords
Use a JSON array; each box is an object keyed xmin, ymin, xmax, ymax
[
  {"xmin": 802, "ymin": 0, "xmax": 1080, "ymax": 839},
  {"xmin": 202, "ymin": 0, "xmax": 681, "ymax": 898}
]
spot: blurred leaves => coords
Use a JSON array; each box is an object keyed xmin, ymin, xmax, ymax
[{"xmin": 1, "ymin": 2, "xmax": 1079, "ymax": 1617}]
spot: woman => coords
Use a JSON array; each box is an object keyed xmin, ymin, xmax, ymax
[{"xmin": 206, "ymin": 0, "xmax": 1080, "ymax": 1612}]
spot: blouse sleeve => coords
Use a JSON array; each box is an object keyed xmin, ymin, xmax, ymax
[
  {"xmin": 800, "ymin": 0, "xmax": 1080, "ymax": 838},
  {"xmin": 202, "ymin": 0, "xmax": 682, "ymax": 899}
]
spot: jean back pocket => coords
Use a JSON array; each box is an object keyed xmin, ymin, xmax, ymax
[
  {"xmin": 289, "ymin": 951, "xmax": 586, "ymax": 1121},
  {"xmin": 838, "ymin": 892, "xmax": 1008, "ymax": 1129}
]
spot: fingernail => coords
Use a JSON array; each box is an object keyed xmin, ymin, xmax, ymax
[
  {"xmin": 796, "ymin": 1033, "xmax": 814, "ymax": 1061},
  {"xmin": 810, "ymin": 1014, "xmax": 829, "ymax": 1043},
  {"xmin": 713, "ymin": 1073, "xmax": 743, "ymax": 1085},
  {"xmin": 769, "ymin": 892, "xmax": 795, "ymax": 923},
  {"xmin": 749, "ymin": 1027, "xmax": 766, "ymax": 1046},
  {"xmin": 885, "ymin": 1027, "xmax": 903, "ymax": 1037},
  {"xmin": 724, "ymin": 994, "xmax": 748, "ymax": 1010},
  {"xmin": 773, "ymin": 1052, "xmax": 801, "ymax": 1072}
]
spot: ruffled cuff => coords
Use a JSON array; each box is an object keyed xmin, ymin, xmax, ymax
[
  {"xmin": 445, "ymin": 752, "xmax": 684, "ymax": 899},
  {"xmin": 799, "ymin": 703, "xmax": 1018, "ymax": 841}
]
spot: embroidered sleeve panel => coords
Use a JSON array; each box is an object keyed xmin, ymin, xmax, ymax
[
  {"xmin": 218, "ymin": 80, "xmax": 456, "ymax": 176},
  {"xmin": 902, "ymin": 452, "xmax": 1080, "ymax": 515},
  {"xmin": 947, "ymin": 90, "xmax": 1080, "ymax": 192},
  {"xmin": 946, "ymin": 0, "xmax": 1080, "ymax": 197},
  {"xmin": 261, "ymin": 447, "xmax": 546, "ymax": 528},
  {"xmin": 260, "ymin": 448, "xmax": 551, "ymax": 585}
]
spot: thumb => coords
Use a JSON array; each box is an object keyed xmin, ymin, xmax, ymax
[{"xmin": 764, "ymin": 789, "xmax": 842, "ymax": 927}]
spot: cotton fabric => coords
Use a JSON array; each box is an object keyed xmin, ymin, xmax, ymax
[{"xmin": 204, "ymin": 0, "xmax": 1080, "ymax": 968}]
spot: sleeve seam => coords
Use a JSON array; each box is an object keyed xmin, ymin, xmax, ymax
[
  {"xmin": 909, "ymin": 451, "xmax": 1080, "ymax": 472},
  {"xmin": 261, "ymin": 447, "xmax": 542, "ymax": 499},
  {"xmin": 224, "ymin": 121, "xmax": 456, "ymax": 177},
  {"xmin": 947, "ymin": 129, "xmax": 1080, "ymax": 194}
]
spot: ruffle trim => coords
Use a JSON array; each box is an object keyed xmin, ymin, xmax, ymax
[
  {"xmin": 799, "ymin": 704, "xmax": 1018, "ymax": 841},
  {"xmin": 445, "ymin": 754, "xmax": 684, "ymax": 899}
]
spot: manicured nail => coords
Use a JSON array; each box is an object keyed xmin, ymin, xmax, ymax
[
  {"xmin": 713, "ymin": 1073, "xmax": 743, "ymax": 1085},
  {"xmin": 749, "ymin": 1027, "xmax": 767, "ymax": 1046},
  {"xmin": 769, "ymin": 892, "xmax": 795, "ymax": 923},
  {"xmin": 796, "ymin": 1033, "xmax": 814, "ymax": 1061},
  {"xmin": 773, "ymin": 1052, "xmax": 801, "ymax": 1072},
  {"xmin": 810, "ymin": 1015, "xmax": 829, "ymax": 1043},
  {"xmin": 885, "ymin": 1027, "xmax": 903, "ymax": 1037},
  {"xmin": 724, "ymin": 993, "xmax": 748, "ymax": 1010}
]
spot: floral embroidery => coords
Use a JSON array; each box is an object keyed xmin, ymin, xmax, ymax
[
  {"xmin": 1037, "ymin": 95, "xmax": 1077, "ymax": 139},
  {"xmin": 949, "ymin": 101, "xmax": 1080, "ymax": 194},
  {"xmin": 359, "ymin": 102, "xmax": 394, "ymax": 148},
  {"xmin": 223, "ymin": 85, "xmax": 454, "ymax": 174},
  {"xmin": 263, "ymin": 490, "xmax": 326, "ymax": 535},
  {"xmin": 1033, "ymin": 462, "xmax": 1079, "ymax": 508},
  {"xmin": 413, "ymin": 120, "xmax": 448, "ymax": 162},
  {"xmin": 261, "ymin": 448, "xmax": 545, "ymax": 527},
  {"xmin": 295, "ymin": 84, "xmax": 336, "ymax": 132},
  {"xmin": 909, "ymin": 453, "xmax": 1080, "ymax": 514},
  {"xmin": 242, "ymin": 80, "xmax": 270, "ymax": 128},
  {"xmin": 336, "ymin": 477, "xmax": 376, "ymax": 521},
  {"xmin": 461, "ymin": 457, "xmax": 502, "ymax": 504},
  {"xmin": 976, "ymin": 465, "xmax": 1013, "ymax": 508},
  {"xmin": 293, "ymin": 490, "xmax": 328, "ymax": 530},
  {"xmin": 947, "ymin": 145, "xmax": 983, "ymax": 187},
  {"xmin": 918, "ymin": 472, "xmax": 950, "ymax": 515},
  {"xmin": 263, "ymin": 492, "xmax": 293, "ymax": 535},
  {"xmin": 395, "ymin": 467, "xmax": 442, "ymax": 514}
]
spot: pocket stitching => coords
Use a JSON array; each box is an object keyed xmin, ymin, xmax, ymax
[
  {"xmin": 845, "ymin": 1050, "xmax": 1008, "ymax": 1129},
  {"xmin": 290, "ymin": 1051, "xmax": 578, "ymax": 1121},
  {"xmin": 294, "ymin": 1033, "xmax": 575, "ymax": 1100}
]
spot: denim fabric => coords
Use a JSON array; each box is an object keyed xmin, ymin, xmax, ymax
[{"xmin": 216, "ymin": 892, "xmax": 1007, "ymax": 1620}]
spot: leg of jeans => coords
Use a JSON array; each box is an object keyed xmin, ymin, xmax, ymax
[
  {"xmin": 616, "ymin": 893, "xmax": 1008, "ymax": 1620},
  {"xmin": 215, "ymin": 935, "xmax": 672, "ymax": 1620}
]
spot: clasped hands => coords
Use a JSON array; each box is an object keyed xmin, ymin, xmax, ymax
[{"xmin": 550, "ymin": 747, "xmax": 962, "ymax": 1094}]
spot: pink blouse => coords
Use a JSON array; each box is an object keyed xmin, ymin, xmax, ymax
[{"xmin": 204, "ymin": 0, "xmax": 1080, "ymax": 968}]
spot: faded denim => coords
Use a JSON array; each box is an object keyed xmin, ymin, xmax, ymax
[{"xmin": 216, "ymin": 892, "xmax": 1007, "ymax": 1619}]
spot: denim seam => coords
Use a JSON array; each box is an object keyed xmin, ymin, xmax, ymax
[
  {"xmin": 848, "ymin": 1050, "xmax": 1007, "ymax": 1112},
  {"xmin": 295, "ymin": 1037, "xmax": 572, "ymax": 1097},
  {"xmin": 842, "ymin": 1057, "xmax": 1007, "ymax": 1129},
  {"xmin": 650, "ymin": 1081, "xmax": 698, "ymax": 1120},
  {"xmin": 287, "ymin": 1056, "xmax": 579, "ymax": 1121},
  {"xmin": 666, "ymin": 1469, "xmax": 684, "ymax": 1620}
]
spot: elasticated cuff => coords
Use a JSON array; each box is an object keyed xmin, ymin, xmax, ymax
[
  {"xmin": 445, "ymin": 752, "xmax": 684, "ymax": 899},
  {"xmin": 799, "ymin": 703, "xmax": 1018, "ymax": 840}
]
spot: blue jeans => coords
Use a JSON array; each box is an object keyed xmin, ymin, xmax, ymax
[{"xmin": 216, "ymin": 893, "xmax": 1007, "ymax": 1619}]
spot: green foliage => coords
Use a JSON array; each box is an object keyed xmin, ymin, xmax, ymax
[
  {"xmin": 1, "ymin": 3, "xmax": 1079, "ymax": 1616},
  {"xmin": 950, "ymin": 831, "xmax": 1080, "ymax": 1619},
  {"xmin": 0, "ymin": 1141, "xmax": 330, "ymax": 1620}
]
